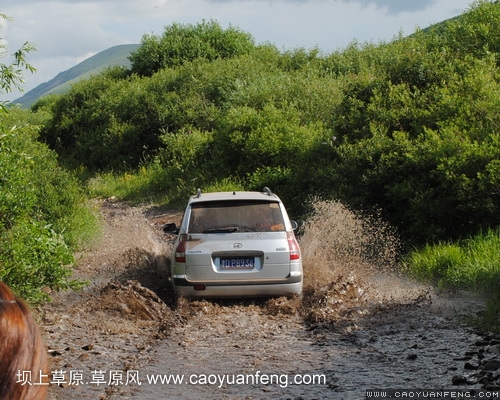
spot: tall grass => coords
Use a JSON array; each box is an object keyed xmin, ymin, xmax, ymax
[
  {"xmin": 86, "ymin": 163, "xmax": 245, "ymax": 206},
  {"xmin": 86, "ymin": 162, "xmax": 172, "ymax": 204},
  {"xmin": 406, "ymin": 227, "xmax": 500, "ymax": 329},
  {"xmin": 406, "ymin": 228, "xmax": 500, "ymax": 292}
]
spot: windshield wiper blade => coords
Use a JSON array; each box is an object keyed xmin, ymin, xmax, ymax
[{"xmin": 203, "ymin": 227, "xmax": 239, "ymax": 233}]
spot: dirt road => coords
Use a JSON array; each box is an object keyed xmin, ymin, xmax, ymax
[{"xmin": 38, "ymin": 200, "xmax": 497, "ymax": 400}]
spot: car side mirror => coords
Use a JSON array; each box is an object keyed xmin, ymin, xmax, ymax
[
  {"xmin": 290, "ymin": 220, "xmax": 298, "ymax": 231},
  {"xmin": 163, "ymin": 223, "xmax": 179, "ymax": 234}
]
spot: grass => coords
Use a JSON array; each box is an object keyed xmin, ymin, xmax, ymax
[
  {"xmin": 405, "ymin": 227, "xmax": 500, "ymax": 330},
  {"xmin": 406, "ymin": 228, "xmax": 500, "ymax": 292},
  {"xmin": 86, "ymin": 165, "xmax": 169, "ymax": 205},
  {"xmin": 86, "ymin": 163, "xmax": 247, "ymax": 206}
]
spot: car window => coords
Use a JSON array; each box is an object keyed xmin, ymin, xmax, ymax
[{"xmin": 188, "ymin": 200, "xmax": 285, "ymax": 233}]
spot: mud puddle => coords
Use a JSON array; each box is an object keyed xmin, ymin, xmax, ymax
[
  {"xmin": 40, "ymin": 199, "xmax": 495, "ymax": 400},
  {"xmin": 125, "ymin": 285, "xmax": 485, "ymax": 400}
]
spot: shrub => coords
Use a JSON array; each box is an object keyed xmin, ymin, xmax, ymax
[
  {"xmin": 129, "ymin": 20, "xmax": 255, "ymax": 76},
  {"xmin": 0, "ymin": 115, "xmax": 97, "ymax": 303}
]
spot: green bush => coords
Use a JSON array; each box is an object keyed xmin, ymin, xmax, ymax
[
  {"xmin": 41, "ymin": 3, "xmax": 500, "ymax": 246},
  {"xmin": 0, "ymin": 222, "xmax": 75, "ymax": 303},
  {"xmin": 129, "ymin": 20, "xmax": 255, "ymax": 76},
  {"xmin": 0, "ymin": 113, "xmax": 97, "ymax": 303},
  {"xmin": 154, "ymin": 127, "xmax": 214, "ymax": 203}
]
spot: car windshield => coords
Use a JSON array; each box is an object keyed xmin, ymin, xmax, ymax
[{"xmin": 188, "ymin": 200, "xmax": 285, "ymax": 233}]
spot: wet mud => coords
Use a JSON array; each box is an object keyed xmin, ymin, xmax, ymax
[{"xmin": 39, "ymin": 199, "xmax": 497, "ymax": 400}]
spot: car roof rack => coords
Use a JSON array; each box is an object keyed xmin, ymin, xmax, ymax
[
  {"xmin": 194, "ymin": 187, "xmax": 274, "ymax": 198},
  {"xmin": 263, "ymin": 187, "xmax": 273, "ymax": 196}
]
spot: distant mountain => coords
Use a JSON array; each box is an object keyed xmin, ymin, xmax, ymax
[{"xmin": 12, "ymin": 44, "xmax": 140, "ymax": 108}]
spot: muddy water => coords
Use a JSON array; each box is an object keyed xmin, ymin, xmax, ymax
[
  {"xmin": 43, "ymin": 202, "xmax": 489, "ymax": 400},
  {"xmin": 123, "ymin": 200, "xmax": 486, "ymax": 399},
  {"xmin": 46, "ymin": 278, "xmax": 485, "ymax": 400},
  {"xmin": 130, "ymin": 284, "xmax": 484, "ymax": 400}
]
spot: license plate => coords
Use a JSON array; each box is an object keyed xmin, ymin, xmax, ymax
[{"xmin": 220, "ymin": 257, "xmax": 255, "ymax": 270}]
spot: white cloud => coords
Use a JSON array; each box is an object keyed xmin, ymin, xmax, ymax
[{"xmin": 207, "ymin": 0, "xmax": 439, "ymax": 14}]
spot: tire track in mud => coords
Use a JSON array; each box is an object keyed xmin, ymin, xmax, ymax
[
  {"xmin": 41, "ymin": 200, "xmax": 488, "ymax": 400},
  {"xmin": 131, "ymin": 285, "xmax": 485, "ymax": 399},
  {"xmin": 138, "ymin": 302, "xmax": 326, "ymax": 399}
]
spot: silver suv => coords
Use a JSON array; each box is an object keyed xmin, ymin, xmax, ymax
[{"xmin": 164, "ymin": 188, "xmax": 303, "ymax": 298}]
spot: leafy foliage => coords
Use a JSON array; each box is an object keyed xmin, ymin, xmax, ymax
[
  {"xmin": 0, "ymin": 110, "xmax": 97, "ymax": 303},
  {"xmin": 129, "ymin": 20, "xmax": 255, "ymax": 76},
  {"xmin": 0, "ymin": 18, "xmax": 97, "ymax": 303},
  {"xmin": 0, "ymin": 12, "xmax": 36, "ymax": 112},
  {"xmin": 1, "ymin": 15, "xmax": 97, "ymax": 303},
  {"xmin": 39, "ymin": 2, "xmax": 500, "ymax": 247}
]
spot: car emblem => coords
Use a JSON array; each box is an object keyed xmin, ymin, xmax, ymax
[{"xmin": 232, "ymin": 243, "xmax": 243, "ymax": 249}]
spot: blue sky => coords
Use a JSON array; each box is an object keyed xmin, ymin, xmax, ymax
[{"xmin": 1, "ymin": 0, "xmax": 474, "ymax": 102}]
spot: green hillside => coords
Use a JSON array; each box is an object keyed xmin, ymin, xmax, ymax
[{"xmin": 12, "ymin": 44, "xmax": 139, "ymax": 108}]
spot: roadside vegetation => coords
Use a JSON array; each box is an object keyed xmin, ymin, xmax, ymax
[
  {"xmin": 0, "ymin": 18, "xmax": 99, "ymax": 303},
  {"xmin": 405, "ymin": 227, "xmax": 500, "ymax": 328},
  {"xmin": 0, "ymin": 107, "xmax": 99, "ymax": 303},
  {"xmin": 1, "ymin": 2, "xmax": 499, "ymax": 327}
]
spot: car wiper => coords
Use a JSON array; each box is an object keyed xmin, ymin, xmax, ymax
[{"xmin": 202, "ymin": 227, "xmax": 239, "ymax": 233}]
